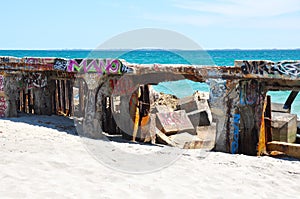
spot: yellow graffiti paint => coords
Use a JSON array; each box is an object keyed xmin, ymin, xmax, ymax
[{"xmin": 257, "ymin": 97, "xmax": 267, "ymax": 155}]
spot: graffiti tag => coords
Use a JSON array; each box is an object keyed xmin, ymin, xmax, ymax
[
  {"xmin": 67, "ymin": 59, "xmax": 132, "ymax": 75},
  {"xmin": 53, "ymin": 58, "xmax": 68, "ymax": 71},
  {"xmin": 241, "ymin": 61, "xmax": 300, "ymax": 77}
]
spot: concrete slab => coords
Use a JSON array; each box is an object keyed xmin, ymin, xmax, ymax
[
  {"xmin": 156, "ymin": 110, "xmax": 194, "ymax": 135},
  {"xmin": 267, "ymin": 141, "xmax": 300, "ymax": 159}
]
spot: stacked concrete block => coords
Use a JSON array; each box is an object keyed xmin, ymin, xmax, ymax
[
  {"xmin": 271, "ymin": 112, "xmax": 297, "ymax": 143},
  {"xmin": 178, "ymin": 92, "xmax": 212, "ymax": 128},
  {"xmin": 156, "ymin": 110, "xmax": 194, "ymax": 135}
]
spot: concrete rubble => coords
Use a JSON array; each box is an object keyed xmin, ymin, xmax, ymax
[{"xmin": 152, "ymin": 92, "xmax": 215, "ymax": 150}]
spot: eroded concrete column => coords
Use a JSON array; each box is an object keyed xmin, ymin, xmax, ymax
[
  {"xmin": 0, "ymin": 73, "xmax": 9, "ymax": 117},
  {"xmin": 82, "ymin": 74, "xmax": 103, "ymax": 139},
  {"xmin": 2, "ymin": 74, "xmax": 18, "ymax": 117},
  {"xmin": 224, "ymin": 80, "xmax": 241, "ymax": 154},
  {"xmin": 238, "ymin": 80, "xmax": 267, "ymax": 155},
  {"xmin": 209, "ymin": 79, "xmax": 228, "ymax": 152},
  {"xmin": 33, "ymin": 74, "xmax": 53, "ymax": 115}
]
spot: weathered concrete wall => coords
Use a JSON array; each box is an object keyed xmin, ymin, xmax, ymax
[
  {"xmin": 0, "ymin": 72, "xmax": 8, "ymax": 117},
  {"xmin": 236, "ymin": 60, "xmax": 300, "ymax": 79},
  {"xmin": 0, "ymin": 74, "xmax": 19, "ymax": 117},
  {"xmin": 1, "ymin": 57, "xmax": 300, "ymax": 156}
]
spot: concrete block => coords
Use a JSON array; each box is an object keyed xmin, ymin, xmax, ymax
[
  {"xmin": 196, "ymin": 123, "xmax": 216, "ymax": 150},
  {"xmin": 178, "ymin": 92, "xmax": 209, "ymax": 111},
  {"xmin": 267, "ymin": 141, "xmax": 300, "ymax": 159},
  {"xmin": 271, "ymin": 112, "xmax": 297, "ymax": 143},
  {"xmin": 194, "ymin": 91, "xmax": 210, "ymax": 100},
  {"xmin": 155, "ymin": 127, "xmax": 177, "ymax": 147},
  {"xmin": 153, "ymin": 105, "xmax": 173, "ymax": 113},
  {"xmin": 169, "ymin": 132, "xmax": 200, "ymax": 148},
  {"xmin": 183, "ymin": 140, "xmax": 214, "ymax": 150},
  {"xmin": 187, "ymin": 110, "xmax": 211, "ymax": 127},
  {"xmin": 272, "ymin": 103, "xmax": 290, "ymax": 113},
  {"xmin": 156, "ymin": 110, "xmax": 194, "ymax": 135},
  {"xmin": 178, "ymin": 96, "xmax": 197, "ymax": 113},
  {"xmin": 178, "ymin": 93, "xmax": 212, "ymax": 126},
  {"xmin": 187, "ymin": 110, "xmax": 200, "ymax": 128},
  {"xmin": 197, "ymin": 123, "xmax": 216, "ymax": 139}
]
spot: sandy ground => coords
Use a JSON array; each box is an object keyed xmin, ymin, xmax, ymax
[{"xmin": 0, "ymin": 115, "xmax": 300, "ymax": 199}]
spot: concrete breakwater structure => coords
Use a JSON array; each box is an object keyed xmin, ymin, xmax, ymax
[{"xmin": 0, "ymin": 56, "xmax": 300, "ymax": 158}]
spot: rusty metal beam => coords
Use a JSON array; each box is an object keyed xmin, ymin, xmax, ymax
[{"xmin": 284, "ymin": 91, "xmax": 299, "ymax": 110}]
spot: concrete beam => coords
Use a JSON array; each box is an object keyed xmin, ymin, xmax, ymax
[{"xmin": 267, "ymin": 141, "xmax": 300, "ymax": 159}]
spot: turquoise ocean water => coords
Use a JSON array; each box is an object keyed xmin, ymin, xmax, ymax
[{"xmin": 0, "ymin": 49, "xmax": 299, "ymax": 116}]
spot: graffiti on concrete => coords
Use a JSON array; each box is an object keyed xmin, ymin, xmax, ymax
[
  {"xmin": 120, "ymin": 63, "xmax": 133, "ymax": 73},
  {"xmin": 241, "ymin": 60, "xmax": 300, "ymax": 77},
  {"xmin": 240, "ymin": 80, "xmax": 259, "ymax": 105},
  {"xmin": 110, "ymin": 77, "xmax": 138, "ymax": 96},
  {"xmin": 156, "ymin": 110, "xmax": 194, "ymax": 133},
  {"xmin": 17, "ymin": 73, "xmax": 48, "ymax": 89},
  {"xmin": 0, "ymin": 75, "xmax": 4, "ymax": 92},
  {"xmin": 0, "ymin": 57, "xmax": 9, "ymax": 63},
  {"xmin": 236, "ymin": 79, "xmax": 266, "ymax": 155},
  {"xmin": 231, "ymin": 113, "xmax": 240, "ymax": 154},
  {"xmin": 53, "ymin": 58, "xmax": 68, "ymax": 71},
  {"xmin": 208, "ymin": 79, "xmax": 227, "ymax": 103},
  {"xmin": 23, "ymin": 57, "xmax": 54, "ymax": 69},
  {"xmin": 1, "ymin": 56, "xmax": 300, "ymax": 156},
  {"xmin": 276, "ymin": 61, "xmax": 300, "ymax": 77},
  {"xmin": 67, "ymin": 59, "xmax": 132, "ymax": 75},
  {"xmin": 0, "ymin": 57, "xmax": 133, "ymax": 75},
  {"xmin": 0, "ymin": 74, "xmax": 6, "ymax": 117},
  {"xmin": 0, "ymin": 96, "xmax": 6, "ymax": 117},
  {"xmin": 31, "ymin": 73, "xmax": 47, "ymax": 88}
]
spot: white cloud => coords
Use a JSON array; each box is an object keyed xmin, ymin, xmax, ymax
[
  {"xmin": 143, "ymin": 13, "xmax": 223, "ymax": 26},
  {"xmin": 234, "ymin": 17, "xmax": 300, "ymax": 29},
  {"xmin": 173, "ymin": 0, "xmax": 300, "ymax": 17},
  {"xmin": 143, "ymin": 12, "xmax": 300, "ymax": 30},
  {"xmin": 142, "ymin": 0, "xmax": 300, "ymax": 30}
]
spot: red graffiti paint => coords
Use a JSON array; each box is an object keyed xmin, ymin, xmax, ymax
[
  {"xmin": 111, "ymin": 77, "xmax": 137, "ymax": 96},
  {"xmin": 0, "ymin": 75, "xmax": 4, "ymax": 91},
  {"xmin": 24, "ymin": 58, "xmax": 54, "ymax": 70},
  {"xmin": 0, "ymin": 96, "xmax": 6, "ymax": 118}
]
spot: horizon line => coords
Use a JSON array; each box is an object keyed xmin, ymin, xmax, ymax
[{"xmin": 0, "ymin": 48, "xmax": 299, "ymax": 51}]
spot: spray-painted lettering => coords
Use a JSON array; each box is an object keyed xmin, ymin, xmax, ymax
[
  {"xmin": 67, "ymin": 59, "xmax": 132, "ymax": 75},
  {"xmin": 17, "ymin": 73, "xmax": 47, "ymax": 89},
  {"xmin": 53, "ymin": 58, "xmax": 68, "ymax": 71},
  {"xmin": 241, "ymin": 61, "xmax": 300, "ymax": 77},
  {"xmin": 24, "ymin": 57, "xmax": 54, "ymax": 69}
]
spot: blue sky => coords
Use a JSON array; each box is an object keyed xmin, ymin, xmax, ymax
[{"xmin": 1, "ymin": 0, "xmax": 300, "ymax": 49}]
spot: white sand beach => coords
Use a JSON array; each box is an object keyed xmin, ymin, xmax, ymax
[{"xmin": 1, "ymin": 115, "xmax": 300, "ymax": 199}]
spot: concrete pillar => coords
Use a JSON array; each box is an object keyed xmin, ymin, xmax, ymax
[
  {"xmin": 209, "ymin": 79, "xmax": 229, "ymax": 152},
  {"xmin": 81, "ymin": 74, "xmax": 103, "ymax": 139},
  {"xmin": 2, "ymin": 74, "xmax": 18, "ymax": 117},
  {"xmin": 0, "ymin": 73, "xmax": 8, "ymax": 118},
  {"xmin": 238, "ymin": 80, "xmax": 267, "ymax": 155},
  {"xmin": 33, "ymin": 75, "xmax": 53, "ymax": 115}
]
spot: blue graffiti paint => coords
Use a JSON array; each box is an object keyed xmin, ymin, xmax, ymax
[
  {"xmin": 240, "ymin": 80, "xmax": 259, "ymax": 106},
  {"xmin": 239, "ymin": 89, "xmax": 245, "ymax": 105},
  {"xmin": 231, "ymin": 113, "xmax": 240, "ymax": 154}
]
